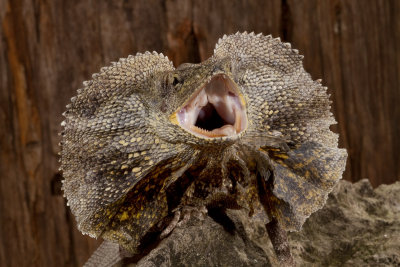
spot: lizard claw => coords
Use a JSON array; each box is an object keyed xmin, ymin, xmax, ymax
[
  {"xmin": 160, "ymin": 210, "xmax": 181, "ymax": 238},
  {"xmin": 160, "ymin": 206, "xmax": 208, "ymax": 238}
]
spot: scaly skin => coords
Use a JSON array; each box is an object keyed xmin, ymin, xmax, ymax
[{"xmin": 61, "ymin": 32, "xmax": 347, "ymax": 264}]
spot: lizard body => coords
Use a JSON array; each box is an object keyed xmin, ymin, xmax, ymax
[{"xmin": 60, "ymin": 32, "xmax": 347, "ymax": 265}]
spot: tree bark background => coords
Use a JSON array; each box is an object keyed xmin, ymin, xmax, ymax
[{"xmin": 0, "ymin": 0, "xmax": 398, "ymax": 266}]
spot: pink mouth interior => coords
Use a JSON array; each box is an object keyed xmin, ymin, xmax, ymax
[{"xmin": 177, "ymin": 74, "xmax": 247, "ymax": 138}]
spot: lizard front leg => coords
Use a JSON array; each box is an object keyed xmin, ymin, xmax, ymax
[
  {"xmin": 255, "ymin": 162, "xmax": 296, "ymax": 266},
  {"xmin": 266, "ymin": 218, "xmax": 295, "ymax": 266}
]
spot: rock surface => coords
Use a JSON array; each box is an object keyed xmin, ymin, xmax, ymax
[
  {"xmin": 290, "ymin": 179, "xmax": 400, "ymax": 266},
  {"xmin": 126, "ymin": 179, "xmax": 400, "ymax": 266}
]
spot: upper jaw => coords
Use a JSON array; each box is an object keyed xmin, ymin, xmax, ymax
[{"xmin": 171, "ymin": 74, "xmax": 248, "ymax": 139}]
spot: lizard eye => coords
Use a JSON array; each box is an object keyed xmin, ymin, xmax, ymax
[{"xmin": 172, "ymin": 75, "xmax": 182, "ymax": 87}]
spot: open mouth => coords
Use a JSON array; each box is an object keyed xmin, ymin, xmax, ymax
[{"xmin": 173, "ymin": 74, "xmax": 248, "ymax": 138}]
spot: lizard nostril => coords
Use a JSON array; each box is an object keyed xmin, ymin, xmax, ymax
[{"xmin": 160, "ymin": 101, "xmax": 168, "ymax": 113}]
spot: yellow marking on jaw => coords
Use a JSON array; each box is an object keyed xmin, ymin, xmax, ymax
[
  {"xmin": 169, "ymin": 112, "xmax": 179, "ymax": 125},
  {"xmin": 238, "ymin": 92, "xmax": 247, "ymax": 107}
]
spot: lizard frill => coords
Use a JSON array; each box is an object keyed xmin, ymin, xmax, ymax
[{"xmin": 60, "ymin": 32, "xmax": 347, "ymax": 255}]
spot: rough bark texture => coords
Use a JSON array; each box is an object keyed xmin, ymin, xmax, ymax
[
  {"xmin": 0, "ymin": 0, "xmax": 399, "ymax": 266},
  {"xmin": 129, "ymin": 179, "xmax": 400, "ymax": 267}
]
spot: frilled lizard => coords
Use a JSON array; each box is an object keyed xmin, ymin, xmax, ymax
[{"xmin": 60, "ymin": 32, "xmax": 347, "ymax": 266}]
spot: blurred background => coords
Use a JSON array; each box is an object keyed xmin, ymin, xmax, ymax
[{"xmin": 0, "ymin": 0, "xmax": 399, "ymax": 266}]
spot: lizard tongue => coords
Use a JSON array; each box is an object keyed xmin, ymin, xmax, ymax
[
  {"xmin": 188, "ymin": 124, "xmax": 236, "ymax": 138},
  {"xmin": 210, "ymin": 124, "xmax": 236, "ymax": 136}
]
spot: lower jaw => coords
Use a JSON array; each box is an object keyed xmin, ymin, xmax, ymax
[
  {"xmin": 188, "ymin": 124, "xmax": 236, "ymax": 138},
  {"xmin": 185, "ymin": 107, "xmax": 244, "ymax": 138}
]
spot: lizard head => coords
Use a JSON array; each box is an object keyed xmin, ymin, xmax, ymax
[
  {"xmin": 148, "ymin": 58, "xmax": 248, "ymax": 145},
  {"xmin": 170, "ymin": 61, "xmax": 248, "ymax": 140}
]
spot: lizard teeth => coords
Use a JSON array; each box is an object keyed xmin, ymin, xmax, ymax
[{"xmin": 189, "ymin": 124, "xmax": 236, "ymax": 138}]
